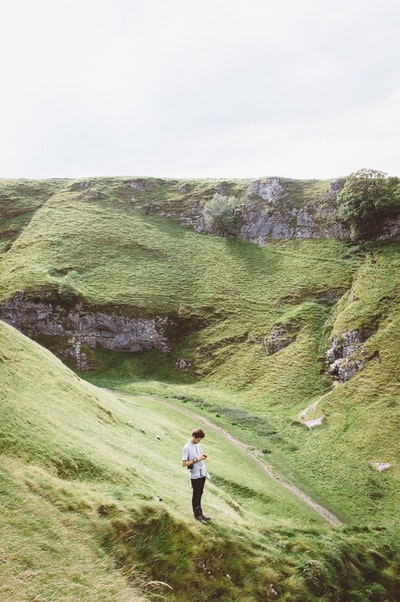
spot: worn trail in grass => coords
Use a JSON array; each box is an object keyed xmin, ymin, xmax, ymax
[{"xmin": 145, "ymin": 391, "xmax": 343, "ymax": 527}]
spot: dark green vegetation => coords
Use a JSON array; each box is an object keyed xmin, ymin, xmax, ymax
[
  {"xmin": 1, "ymin": 175, "xmax": 400, "ymax": 600},
  {"xmin": 337, "ymin": 168, "xmax": 400, "ymax": 240},
  {"xmin": 203, "ymin": 192, "xmax": 241, "ymax": 235}
]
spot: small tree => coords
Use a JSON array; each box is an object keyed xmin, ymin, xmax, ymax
[
  {"xmin": 203, "ymin": 193, "xmax": 241, "ymax": 236},
  {"xmin": 337, "ymin": 168, "xmax": 400, "ymax": 240}
]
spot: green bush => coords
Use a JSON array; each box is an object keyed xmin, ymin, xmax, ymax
[
  {"xmin": 337, "ymin": 168, "xmax": 400, "ymax": 240},
  {"xmin": 203, "ymin": 193, "xmax": 241, "ymax": 236}
]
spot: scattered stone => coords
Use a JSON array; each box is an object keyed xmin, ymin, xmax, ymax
[
  {"xmin": 238, "ymin": 179, "xmax": 350, "ymax": 244},
  {"xmin": 69, "ymin": 180, "xmax": 92, "ymax": 191},
  {"xmin": 127, "ymin": 421, "xmax": 133, "ymax": 427},
  {"xmin": 175, "ymin": 358, "xmax": 192, "ymax": 371},
  {"xmin": 126, "ymin": 179, "xmax": 146, "ymax": 191},
  {"xmin": 304, "ymin": 416, "xmax": 324, "ymax": 429},
  {"xmin": 140, "ymin": 428, "xmax": 146, "ymax": 434},
  {"xmin": 68, "ymin": 336, "xmax": 90, "ymax": 370},
  {"xmin": 377, "ymin": 215, "xmax": 400, "ymax": 240},
  {"xmin": 370, "ymin": 462, "xmax": 391, "ymax": 472}
]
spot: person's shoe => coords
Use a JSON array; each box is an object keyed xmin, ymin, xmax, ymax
[
  {"xmin": 201, "ymin": 514, "xmax": 211, "ymax": 521},
  {"xmin": 195, "ymin": 515, "xmax": 208, "ymax": 524}
]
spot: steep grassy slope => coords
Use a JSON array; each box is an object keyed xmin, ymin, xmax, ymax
[
  {"xmin": 0, "ymin": 178, "xmax": 68, "ymax": 253},
  {"xmin": 294, "ymin": 243, "xmax": 400, "ymax": 524},
  {"xmin": 1, "ymin": 319, "xmax": 325, "ymax": 522},
  {"xmin": 1, "ymin": 176, "xmax": 400, "ymax": 599},
  {"xmin": 2, "ymin": 321, "xmax": 400, "ymax": 601},
  {"xmin": 0, "ymin": 178, "xmax": 355, "ymax": 386},
  {"xmin": 1, "ymin": 177, "xmax": 400, "ymax": 525}
]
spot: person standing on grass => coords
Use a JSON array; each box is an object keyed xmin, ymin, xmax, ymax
[{"xmin": 182, "ymin": 428, "xmax": 211, "ymax": 524}]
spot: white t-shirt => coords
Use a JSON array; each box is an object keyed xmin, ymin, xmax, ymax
[{"xmin": 182, "ymin": 440, "xmax": 210, "ymax": 480}]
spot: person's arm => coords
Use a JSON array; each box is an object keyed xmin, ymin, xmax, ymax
[
  {"xmin": 182, "ymin": 456, "xmax": 197, "ymax": 467},
  {"xmin": 182, "ymin": 453, "xmax": 208, "ymax": 467}
]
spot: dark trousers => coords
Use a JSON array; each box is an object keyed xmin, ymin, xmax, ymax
[{"xmin": 191, "ymin": 477, "xmax": 206, "ymax": 516}]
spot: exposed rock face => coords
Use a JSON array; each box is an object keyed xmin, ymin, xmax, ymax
[
  {"xmin": 328, "ymin": 178, "xmax": 346, "ymax": 200},
  {"xmin": 326, "ymin": 328, "xmax": 372, "ymax": 382},
  {"xmin": 263, "ymin": 325, "xmax": 297, "ymax": 355},
  {"xmin": 141, "ymin": 174, "xmax": 400, "ymax": 243},
  {"xmin": 239, "ymin": 203, "xmax": 313, "ymax": 242},
  {"xmin": 248, "ymin": 178, "xmax": 286, "ymax": 203},
  {"xmin": 0, "ymin": 295, "xmax": 171, "ymax": 370},
  {"xmin": 125, "ymin": 177, "xmax": 353, "ymax": 243},
  {"xmin": 239, "ymin": 178, "xmax": 349, "ymax": 244},
  {"xmin": 377, "ymin": 215, "xmax": 400, "ymax": 240}
]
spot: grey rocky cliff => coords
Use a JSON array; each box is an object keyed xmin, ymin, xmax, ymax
[
  {"xmin": 132, "ymin": 177, "xmax": 352, "ymax": 243},
  {"xmin": 123, "ymin": 176, "xmax": 400, "ymax": 243},
  {"xmin": 0, "ymin": 295, "xmax": 171, "ymax": 370},
  {"xmin": 326, "ymin": 328, "xmax": 373, "ymax": 382},
  {"xmin": 238, "ymin": 178, "xmax": 350, "ymax": 244},
  {"xmin": 377, "ymin": 215, "xmax": 400, "ymax": 240}
]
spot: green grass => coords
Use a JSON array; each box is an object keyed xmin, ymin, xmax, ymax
[
  {"xmin": 0, "ymin": 459, "xmax": 146, "ymax": 602},
  {"xmin": 0, "ymin": 178, "xmax": 68, "ymax": 254},
  {"xmin": 0, "ymin": 320, "xmax": 323, "ymax": 525},
  {"xmin": 0, "ymin": 195, "xmax": 354, "ymax": 312},
  {"xmin": 2, "ymin": 320, "xmax": 400, "ymax": 601},
  {"xmin": 0, "ymin": 179, "xmax": 357, "ymax": 415},
  {"xmin": 2, "ymin": 176, "xmax": 400, "ymax": 599}
]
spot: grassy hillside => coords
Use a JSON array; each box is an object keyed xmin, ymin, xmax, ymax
[
  {"xmin": 1, "ymin": 176, "xmax": 400, "ymax": 599},
  {"xmin": 2, "ymin": 321, "xmax": 400, "ymax": 601},
  {"xmin": 0, "ymin": 178, "xmax": 355, "ymax": 384}
]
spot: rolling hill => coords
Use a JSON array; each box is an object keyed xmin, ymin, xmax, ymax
[{"xmin": 1, "ymin": 175, "xmax": 400, "ymax": 600}]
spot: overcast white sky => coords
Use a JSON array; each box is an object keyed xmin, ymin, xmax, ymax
[{"xmin": 1, "ymin": 0, "xmax": 399, "ymax": 180}]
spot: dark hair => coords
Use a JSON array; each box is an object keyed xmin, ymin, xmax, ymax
[{"xmin": 192, "ymin": 428, "xmax": 205, "ymax": 438}]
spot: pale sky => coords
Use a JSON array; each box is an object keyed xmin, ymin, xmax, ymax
[{"xmin": 1, "ymin": 0, "xmax": 399, "ymax": 181}]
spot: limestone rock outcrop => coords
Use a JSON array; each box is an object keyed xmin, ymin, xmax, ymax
[
  {"xmin": 326, "ymin": 328, "xmax": 372, "ymax": 382},
  {"xmin": 238, "ymin": 178, "xmax": 349, "ymax": 244},
  {"xmin": 0, "ymin": 294, "xmax": 171, "ymax": 370},
  {"xmin": 124, "ymin": 177, "xmax": 352, "ymax": 243},
  {"xmin": 263, "ymin": 324, "xmax": 297, "ymax": 355}
]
